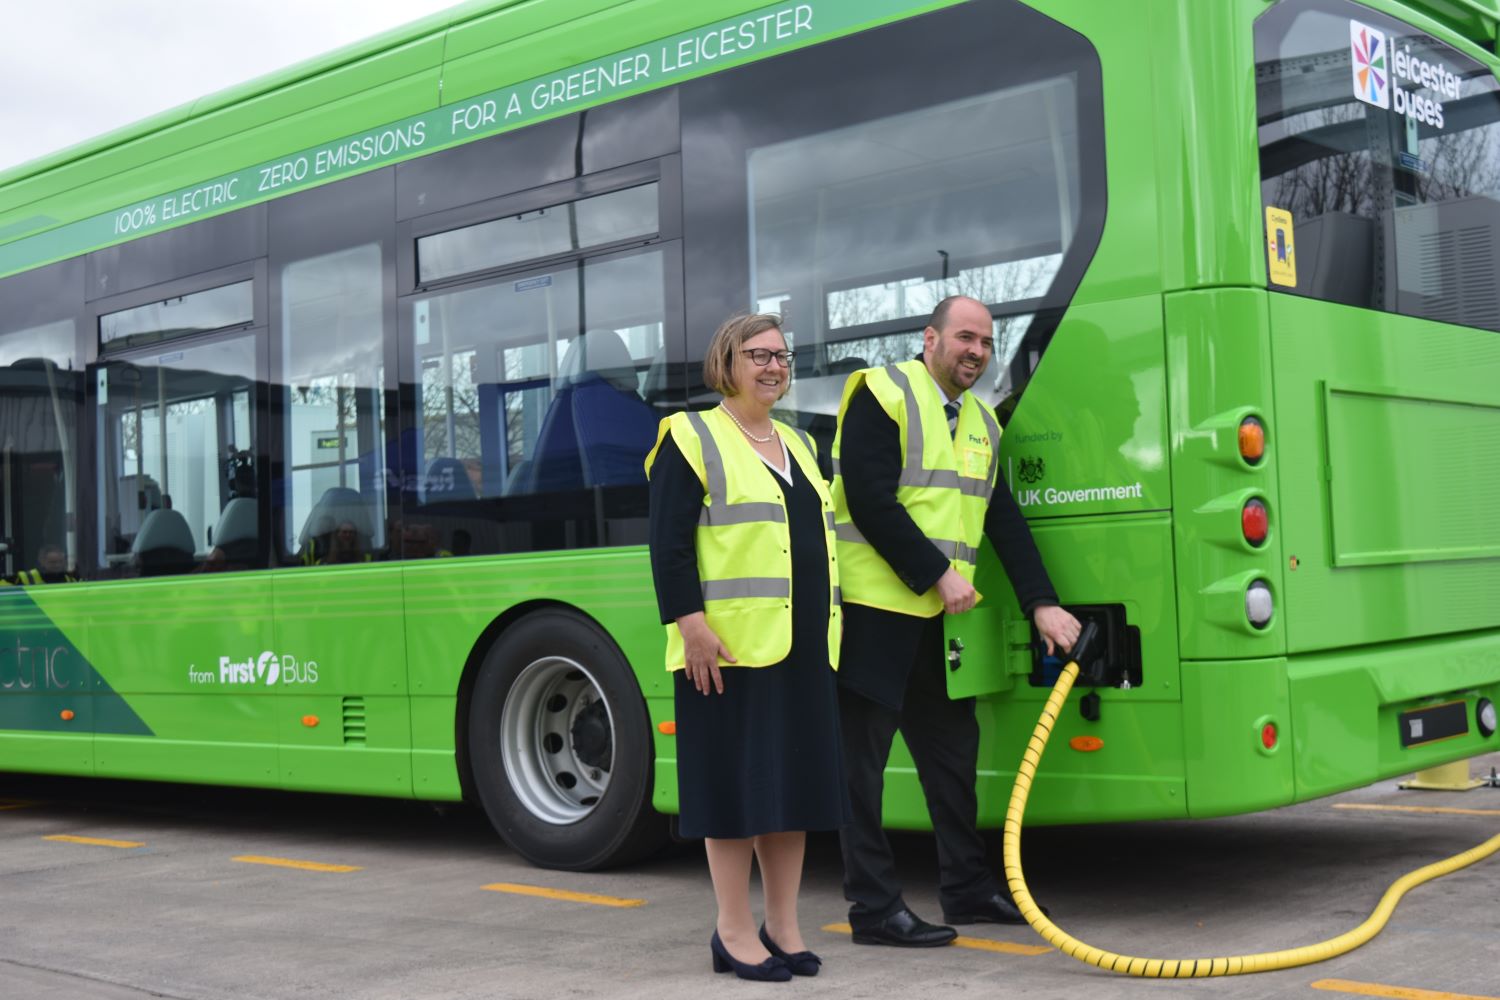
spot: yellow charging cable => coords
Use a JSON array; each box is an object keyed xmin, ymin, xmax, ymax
[{"xmin": 1001, "ymin": 643, "xmax": 1500, "ymax": 978}]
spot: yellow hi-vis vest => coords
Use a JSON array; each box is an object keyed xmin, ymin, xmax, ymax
[
  {"xmin": 646, "ymin": 406, "xmax": 841, "ymax": 671},
  {"xmin": 831, "ymin": 359, "xmax": 1002, "ymax": 618}
]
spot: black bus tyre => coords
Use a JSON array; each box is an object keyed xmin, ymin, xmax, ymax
[{"xmin": 468, "ymin": 608, "xmax": 666, "ymax": 870}]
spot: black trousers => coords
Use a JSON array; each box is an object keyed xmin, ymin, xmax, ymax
[{"xmin": 837, "ymin": 614, "xmax": 998, "ymax": 925}]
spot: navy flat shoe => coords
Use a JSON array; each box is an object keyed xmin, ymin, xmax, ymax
[
  {"xmin": 759, "ymin": 923, "xmax": 821, "ymax": 976},
  {"xmin": 710, "ymin": 930, "xmax": 792, "ymax": 981}
]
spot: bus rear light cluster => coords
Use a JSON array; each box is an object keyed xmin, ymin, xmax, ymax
[
  {"xmin": 1239, "ymin": 416, "xmax": 1266, "ymax": 464},
  {"xmin": 1246, "ymin": 580, "xmax": 1273, "ymax": 629},
  {"xmin": 1242, "ymin": 498, "xmax": 1269, "ymax": 547}
]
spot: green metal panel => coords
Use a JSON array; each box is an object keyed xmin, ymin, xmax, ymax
[
  {"xmin": 1179, "ymin": 657, "xmax": 1294, "ymax": 818},
  {"xmin": 273, "ymin": 565, "xmax": 411, "ymax": 796},
  {"xmin": 1287, "ymin": 631, "xmax": 1500, "ymax": 800},
  {"xmin": 1147, "ymin": 0, "xmax": 1267, "ymax": 292},
  {"xmin": 1269, "ymin": 293, "xmax": 1500, "ymax": 653},
  {"xmin": 1008, "ymin": 295, "xmax": 1171, "ymax": 522},
  {"xmin": 83, "ymin": 574, "xmax": 279, "ymax": 785},
  {"xmin": 1166, "ymin": 288, "xmax": 1287, "ymax": 659}
]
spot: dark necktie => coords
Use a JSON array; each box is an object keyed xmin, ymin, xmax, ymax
[{"xmin": 944, "ymin": 400, "xmax": 961, "ymax": 439}]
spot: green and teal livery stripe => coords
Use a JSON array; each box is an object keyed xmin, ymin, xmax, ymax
[{"xmin": 0, "ymin": 588, "xmax": 153, "ymax": 736}]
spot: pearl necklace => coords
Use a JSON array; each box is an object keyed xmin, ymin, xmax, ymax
[{"xmin": 719, "ymin": 402, "xmax": 776, "ymax": 443}]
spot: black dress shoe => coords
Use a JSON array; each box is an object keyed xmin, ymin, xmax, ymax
[
  {"xmin": 759, "ymin": 924, "xmax": 821, "ymax": 976},
  {"xmin": 942, "ymin": 892, "xmax": 1048, "ymax": 926},
  {"xmin": 850, "ymin": 908, "xmax": 957, "ymax": 947}
]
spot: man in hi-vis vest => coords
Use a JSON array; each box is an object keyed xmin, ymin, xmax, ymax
[{"xmin": 831, "ymin": 295, "xmax": 1081, "ymax": 948}]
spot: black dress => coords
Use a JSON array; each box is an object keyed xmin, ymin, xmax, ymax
[{"xmin": 648, "ymin": 433, "xmax": 851, "ymax": 839}]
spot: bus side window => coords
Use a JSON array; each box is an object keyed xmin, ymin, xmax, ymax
[
  {"xmin": 279, "ymin": 242, "xmax": 388, "ymax": 565},
  {"xmin": 0, "ymin": 259, "xmax": 83, "ymax": 582},
  {"xmin": 406, "ymin": 242, "xmax": 666, "ymax": 556}
]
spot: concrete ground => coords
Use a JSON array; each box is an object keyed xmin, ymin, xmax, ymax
[{"xmin": 2, "ymin": 751, "xmax": 1497, "ymax": 1000}]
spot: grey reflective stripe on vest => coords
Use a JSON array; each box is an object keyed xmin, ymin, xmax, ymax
[
  {"xmin": 701, "ymin": 577, "xmax": 791, "ymax": 601},
  {"xmin": 824, "ymin": 510, "xmax": 836, "ymax": 532},
  {"xmin": 835, "ymin": 521, "xmax": 976, "ymax": 566},
  {"xmin": 933, "ymin": 538, "xmax": 980, "ymax": 565},
  {"xmin": 835, "ymin": 521, "xmax": 867, "ymax": 544},
  {"xmin": 791, "ymin": 426, "xmax": 814, "ymax": 457},
  {"xmin": 975, "ymin": 404, "xmax": 1002, "ymax": 501},
  {"xmin": 884, "ymin": 364, "xmax": 928, "ymax": 482},
  {"xmin": 831, "ymin": 586, "xmax": 842, "ymax": 606},
  {"xmin": 687, "ymin": 410, "xmax": 789, "ymax": 528},
  {"xmin": 882, "ymin": 365, "xmax": 1000, "ymax": 498}
]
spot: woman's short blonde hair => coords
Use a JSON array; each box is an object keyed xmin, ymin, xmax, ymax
[{"xmin": 703, "ymin": 312, "xmax": 787, "ymax": 398}]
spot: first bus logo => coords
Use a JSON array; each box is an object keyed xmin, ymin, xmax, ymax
[{"xmin": 1351, "ymin": 20, "xmax": 1390, "ymax": 109}]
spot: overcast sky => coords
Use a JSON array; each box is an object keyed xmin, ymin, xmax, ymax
[{"xmin": 0, "ymin": 0, "xmax": 463, "ymax": 174}]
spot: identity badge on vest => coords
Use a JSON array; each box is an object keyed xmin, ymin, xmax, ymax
[{"xmin": 961, "ymin": 445, "xmax": 990, "ymax": 479}]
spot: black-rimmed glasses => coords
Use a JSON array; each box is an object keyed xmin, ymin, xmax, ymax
[{"xmin": 741, "ymin": 348, "xmax": 796, "ymax": 367}]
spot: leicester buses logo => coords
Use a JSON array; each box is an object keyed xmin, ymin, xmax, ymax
[{"xmin": 1350, "ymin": 20, "xmax": 1389, "ymax": 109}]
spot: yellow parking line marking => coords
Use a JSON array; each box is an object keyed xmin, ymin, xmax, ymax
[
  {"xmin": 43, "ymin": 834, "xmax": 144, "ymax": 848},
  {"xmin": 0, "ymin": 800, "xmax": 36, "ymax": 810},
  {"xmin": 1334, "ymin": 803, "xmax": 1500, "ymax": 818},
  {"xmin": 232, "ymin": 855, "xmax": 362, "ymax": 873},
  {"xmin": 1312, "ymin": 977, "xmax": 1500, "ymax": 1000},
  {"xmin": 821, "ymin": 922, "xmax": 1052, "ymax": 956},
  {"xmin": 482, "ymin": 882, "xmax": 645, "ymax": 908}
]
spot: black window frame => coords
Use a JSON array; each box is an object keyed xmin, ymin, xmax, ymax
[
  {"xmin": 396, "ymin": 160, "xmax": 686, "ymax": 556},
  {"xmin": 678, "ymin": 0, "xmax": 1107, "ymax": 413}
]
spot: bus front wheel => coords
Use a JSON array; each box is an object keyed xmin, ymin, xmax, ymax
[{"xmin": 468, "ymin": 609, "xmax": 665, "ymax": 870}]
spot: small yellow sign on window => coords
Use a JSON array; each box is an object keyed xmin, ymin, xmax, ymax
[{"xmin": 1265, "ymin": 207, "xmax": 1296, "ymax": 286}]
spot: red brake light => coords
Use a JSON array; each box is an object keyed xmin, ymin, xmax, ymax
[
  {"xmin": 1261, "ymin": 722, "xmax": 1278, "ymax": 750},
  {"xmin": 1239, "ymin": 417, "xmax": 1266, "ymax": 464},
  {"xmin": 1242, "ymin": 498, "xmax": 1269, "ymax": 546}
]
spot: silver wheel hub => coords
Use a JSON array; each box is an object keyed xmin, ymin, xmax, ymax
[{"xmin": 499, "ymin": 656, "xmax": 614, "ymax": 824}]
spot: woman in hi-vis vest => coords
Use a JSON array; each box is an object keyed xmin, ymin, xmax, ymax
[{"xmin": 646, "ymin": 313, "xmax": 848, "ymax": 982}]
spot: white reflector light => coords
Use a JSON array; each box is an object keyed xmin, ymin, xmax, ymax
[
  {"xmin": 1479, "ymin": 699, "xmax": 1497, "ymax": 739},
  {"xmin": 1246, "ymin": 580, "xmax": 1273, "ymax": 629}
]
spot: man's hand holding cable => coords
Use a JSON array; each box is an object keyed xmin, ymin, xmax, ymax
[
  {"xmin": 1033, "ymin": 604, "xmax": 1082, "ymax": 657},
  {"xmin": 676, "ymin": 611, "xmax": 736, "ymax": 694}
]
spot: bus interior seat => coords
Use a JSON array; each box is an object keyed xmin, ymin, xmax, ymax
[
  {"xmin": 116, "ymin": 474, "xmax": 163, "ymax": 541},
  {"xmin": 421, "ymin": 456, "xmax": 477, "ymax": 504},
  {"xmin": 209, "ymin": 496, "xmax": 259, "ymax": 566},
  {"xmin": 297, "ymin": 486, "xmax": 375, "ymax": 561},
  {"xmin": 132, "ymin": 508, "xmax": 197, "ymax": 576},
  {"xmin": 509, "ymin": 330, "xmax": 656, "ymax": 494}
]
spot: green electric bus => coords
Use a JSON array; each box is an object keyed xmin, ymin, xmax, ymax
[{"xmin": 3, "ymin": 0, "xmax": 1499, "ymax": 870}]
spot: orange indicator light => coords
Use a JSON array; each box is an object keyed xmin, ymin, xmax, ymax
[
  {"xmin": 302, "ymin": 715, "xmax": 320, "ymax": 728},
  {"xmin": 658, "ymin": 721, "xmax": 677, "ymax": 736},
  {"xmin": 1239, "ymin": 417, "xmax": 1266, "ymax": 464},
  {"xmin": 1069, "ymin": 735, "xmax": 1104, "ymax": 752},
  {"xmin": 60, "ymin": 709, "xmax": 75, "ymax": 721}
]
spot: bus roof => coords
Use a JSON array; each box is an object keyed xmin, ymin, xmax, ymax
[{"xmin": 1408, "ymin": 0, "xmax": 1500, "ymax": 48}]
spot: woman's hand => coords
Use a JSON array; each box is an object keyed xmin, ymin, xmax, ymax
[
  {"xmin": 676, "ymin": 612, "xmax": 736, "ymax": 694},
  {"xmin": 1033, "ymin": 604, "xmax": 1082, "ymax": 657}
]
